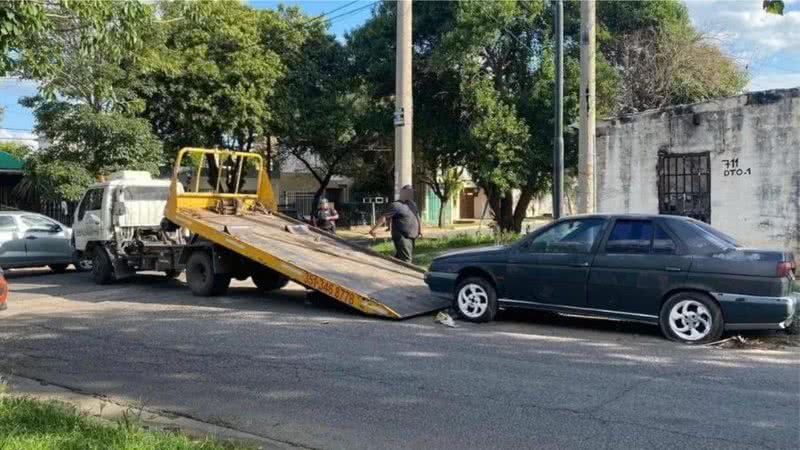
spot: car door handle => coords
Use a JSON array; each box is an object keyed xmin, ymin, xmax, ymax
[
  {"xmin": 569, "ymin": 262, "xmax": 590, "ymax": 268},
  {"xmin": 25, "ymin": 236, "xmax": 37, "ymax": 240},
  {"xmin": 664, "ymin": 266, "xmax": 682, "ymax": 272}
]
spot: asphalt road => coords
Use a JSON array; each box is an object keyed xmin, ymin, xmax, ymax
[{"xmin": 1, "ymin": 269, "xmax": 798, "ymax": 450}]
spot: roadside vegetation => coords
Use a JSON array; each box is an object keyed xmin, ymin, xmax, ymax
[
  {"xmin": 371, "ymin": 232, "xmax": 520, "ymax": 268},
  {"xmin": 0, "ymin": 396, "xmax": 243, "ymax": 450}
]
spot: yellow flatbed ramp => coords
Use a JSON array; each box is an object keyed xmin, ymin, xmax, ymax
[{"xmin": 167, "ymin": 148, "xmax": 449, "ymax": 319}]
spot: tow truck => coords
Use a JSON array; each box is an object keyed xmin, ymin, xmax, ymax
[{"xmin": 75, "ymin": 147, "xmax": 448, "ymax": 319}]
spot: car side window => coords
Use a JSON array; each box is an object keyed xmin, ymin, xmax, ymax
[
  {"xmin": 21, "ymin": 215, "xmax": 57, "ymax": 230},
  {"xmin": 652, "ymin": 225, "xmax": 678, "ymax": 254},
  {"xmin": 605, "ymin": 220, "xmax": 653, "ymax": 254},
  {"xmin": 526, "ymin": 219, "xmax": 606, "ymax": 254},
  {"xmin": 0, "ymin": 216, "xmax": 18, "ymax": 232}
]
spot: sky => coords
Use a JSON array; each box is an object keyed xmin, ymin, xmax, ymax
[{"xmin": 2, "ymin": 0, "xmax": 799, "ymax": 147}]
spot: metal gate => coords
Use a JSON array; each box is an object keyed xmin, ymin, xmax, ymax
[{"xmin": 657, "ymin": 151, "xmax": 711, "ymax": 223}]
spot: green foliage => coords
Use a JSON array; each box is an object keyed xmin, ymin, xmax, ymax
[
  {"xmin": 28, "ymin": 101, "xmax": 162, "ymax": 177},
  {"xmin": 370, "ymin": 232, "xmax": 520, "ymax": 268},
  {"xmin": 763, "ymin": 0, "xmax": 785, "ymax": 15},
  {"xmin": 0, "ymin": 142, "xmax": 32, "ymax": 160},
  {"xmin": 139, "ymin": 0, "xmax": 288, "ymax": 156},
  {"xmin": 14, "ymin": 156, "xmax": 94, "ymax": 202},
  {"xmin": 1, "ymin": 0, "xmax": 153, "ymax": 90},
  {"xmin": 0, "ymin": 396, "xmax": 241, "ymax": 449}
]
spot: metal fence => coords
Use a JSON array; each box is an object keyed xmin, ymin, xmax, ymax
[{"xmin": 1, "ymin": 200, "xmax": 77, "ymax": 226}]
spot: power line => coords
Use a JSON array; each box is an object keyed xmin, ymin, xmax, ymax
[
  {"xmin": 301, "ymin": 0, "xmax": 361, "ymax": 27},
  {"xmin": 321, "ymin": 1, "xmax": 376, "ymax": 26}
]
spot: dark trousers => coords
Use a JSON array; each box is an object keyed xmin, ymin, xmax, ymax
[{"xmin": 392, "ymin": 234, "xmax": 415, "ymax": 263}]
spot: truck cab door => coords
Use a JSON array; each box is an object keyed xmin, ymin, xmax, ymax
[{"xmin": 73, "ymin": 187, "xmax": 105, "ymax": 250}]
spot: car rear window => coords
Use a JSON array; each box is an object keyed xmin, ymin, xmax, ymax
[{"xmin": 667, "ymin": 219, "xmax": 733, "ymax": 254}]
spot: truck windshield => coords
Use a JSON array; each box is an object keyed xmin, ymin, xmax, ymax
[{"xmin": 118, "ymin": 186, "xmax": 169, "ymax": 201}]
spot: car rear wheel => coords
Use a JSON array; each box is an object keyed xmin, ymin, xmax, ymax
[
  {"xmin": 186, "ymin": 251, "xmax": 230, "ymax": 296},
  {"xmin": 49, "ymin": 264, "xmax": 69, "ymax": 274},
  {"xmin": 453, "ymin": 277, "xmax": 497, "ymax": 323},
  {"xmin": 660, "ymin": 293, "xmax": 723, "ymax": 344}
]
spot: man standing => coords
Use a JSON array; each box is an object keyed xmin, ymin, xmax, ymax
[
  {"xmin": 312, "ymin": 198, "xmax": 339, "ymax": 234},
  {"xmin": 369, "ymin": 185, "xmax": 421, "ymax": 263}
]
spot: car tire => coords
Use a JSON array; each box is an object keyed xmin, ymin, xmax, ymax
[
  {"xmin": 73, "ymin": 255, "xmax": 93, "ymax": 272},
  {"xmin": 251, "ymin": 266, "xmax": 289, "ymax": 292},
  {"xmin": 91, "ymin": 250, "xmax": 115, "ymax": 285},
  {"xmin": 785, "ymin": 313, "xmax": 800, "ymax": 335},
  {"xmin": 186, "ymin": 251, "xmax": 230, "ymax": 296},
  {"xmin": 49, "ymin": 264, "xmax": 69, "ymax": 274},
  {"xmin": 660, "ymin": 292, "xmax": 723, "ymax": 345},
  {"xmin": 453, "ymin": 276, "xmax": 498, "ymax": 323}
]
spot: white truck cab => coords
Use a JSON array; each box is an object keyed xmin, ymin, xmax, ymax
[{"xmin": 73, "ymin": 171, "xmax": 184, "ymax": 283}]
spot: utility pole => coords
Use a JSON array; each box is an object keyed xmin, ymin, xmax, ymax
[
  {"xmin": 577, "ymin": 0, "xmax": 596, "ymax": 214},
  {"xmin": 552, "ymin": 0, "xmax": 564, "ymax": 219},
  {"xmin": 394, "ymin": 0, "xmax": 413, "ymax": 200}
]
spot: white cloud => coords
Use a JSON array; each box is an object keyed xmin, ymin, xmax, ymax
[
  {"xmin": 685, "ymin": 0, "xmax": 800, "ymax": 91},
  {"xmin": 0, "ymin": 129, "xmax": 39, "ymax": 150}
]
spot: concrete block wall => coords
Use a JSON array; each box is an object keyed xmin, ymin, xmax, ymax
[{"xmin": 596, "ymin": 88, "xmax": 799, "ymax": 252}]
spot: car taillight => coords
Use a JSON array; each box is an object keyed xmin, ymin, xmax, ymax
[{"xmin": 777, "ymin": 261, "xmax": 796, "ymax": 278}]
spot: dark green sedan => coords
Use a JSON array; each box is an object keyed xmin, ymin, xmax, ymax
[{"xmin": 425, "ymin": 214, "xmax": 798, "ymax": 344}]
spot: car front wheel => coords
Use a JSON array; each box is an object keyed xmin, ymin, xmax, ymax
[
  {"xmin": 660, "ymin": 293, "xmax": 723, "ymax": 344},
  {"xmin": 453, "ymin": 277, "xmax": 498, "ymax": 323}
]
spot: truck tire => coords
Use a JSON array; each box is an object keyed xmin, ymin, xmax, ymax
[
  {"xmin": 186, "ymin": 251, "xmax": 230, "ymax": 296},
  {"xmin": 251, "ymin": 266, "xmax": 289, "ymax": 292},
  {"xmin": 92, "ymin": 250, "xmax": 115, "ymax": 285}
]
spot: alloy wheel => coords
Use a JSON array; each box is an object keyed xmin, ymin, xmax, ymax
[
  {"xmin": 457, "ymin": 283, "xmax": 489, "ymax": 319},
  {"xmin": 668, "ymin": 299, "xmax": 713, "ymax": 341}
]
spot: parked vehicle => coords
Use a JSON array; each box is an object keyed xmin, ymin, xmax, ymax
[
  {"xmin": 0, "ymin": 211, "xmax": 81, "ymax": 273},
  {"xmin": 72, "ymin": 171, "xmax": 186, "ymax": 284},
  {"xmin": 0, "ymin": 267, "xmax": 7, "ymax": 310},
  {"xmin": 425, "ymin": 214, "xmax": 798, "ymax": 344}
]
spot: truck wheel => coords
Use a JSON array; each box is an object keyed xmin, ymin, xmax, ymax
[
  {"xmin": 49, "ymin": 264, "xmax": 69, "ymax": 274},
  {"xmin": 187, "ymin": 251, "xmax": 230, "ymax": 296},
  {"xmin": 251, "ymin": 266, "xmax": 289, "ymax": 292},
  {"xmin": 92, "ymin": 250, "xmax": 115, "ymax": 285}
]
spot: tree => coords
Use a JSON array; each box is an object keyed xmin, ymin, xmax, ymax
[
  {"xmin": 13, "ymin": 99, "xmax": 162, "ymax": 202},
  {"xmin": 271, "ymin": 24, "xmax": 376, "ymax": 212},
  {"xmin": 139, "ymin": 0, "xmax": 290, "ymax": 157},
  {"xmin": 1, "ymin": 0, "xmax": 153, "ymax": 89}
]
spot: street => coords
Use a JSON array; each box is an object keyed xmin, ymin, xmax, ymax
[{"xmin": 1, "ymin": 269, "xmax": 798, "ymax": 450}]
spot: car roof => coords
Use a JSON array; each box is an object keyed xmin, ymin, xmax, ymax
[{"xmin": 556, "ymin": 213, "xmax": 694, "ymax": 222}]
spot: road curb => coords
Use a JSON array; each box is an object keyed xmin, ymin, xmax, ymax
[{"xmin": 1, "ymin": 374, "xmax": 305, "ymax": 450}]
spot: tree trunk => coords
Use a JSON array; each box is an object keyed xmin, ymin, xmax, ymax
[
  {"xmin": 498, "ymin": 191, "xmax": 514, "ymax": 232},
  {"xmin": 512, "ymin": 187, "xmax": 534, "ymax": 233},
  {"xmin": 437, "ymin": 198, "xmax": 447, "ymax": 228},
  {"xmin": 311, "ymin": 172, "xmax": 334, "ymax": 218}
]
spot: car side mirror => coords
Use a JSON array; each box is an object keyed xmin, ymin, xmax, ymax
[{"xmin": 87, "ymin": 213, "xmax": 101, "ymax": 225}]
